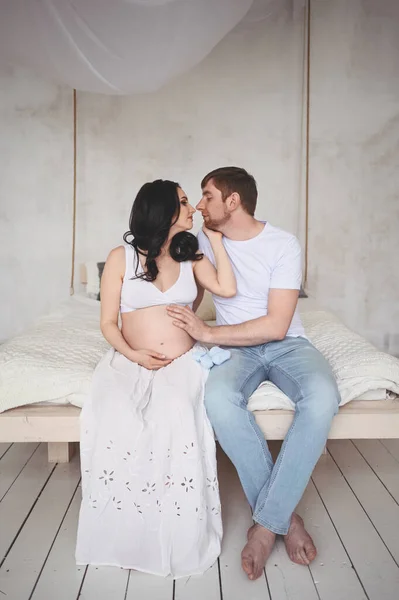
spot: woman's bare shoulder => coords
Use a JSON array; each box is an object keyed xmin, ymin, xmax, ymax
[
  {"xmin": 105, "ymin": 245, "xmax": 125, "ymax": 274},
  {"xmin": 107, "ymin": 245, "xmax": 125, "ymax": 260}
]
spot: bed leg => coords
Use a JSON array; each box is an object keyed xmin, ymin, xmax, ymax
[
  {"xmin": 322, "ymin": 445, "xmax": 328, "ymax": 455},
  {"xmin": 48, "ymin": 442, "xmax": 76, "ymax": 463}
]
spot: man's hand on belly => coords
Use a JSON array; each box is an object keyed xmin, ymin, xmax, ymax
[{"xmin": 166, "ymin": 305, "xmax": 212, "ymax": 344}]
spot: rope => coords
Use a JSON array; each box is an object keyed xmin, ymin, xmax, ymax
[
  {"xmin": 70, "ymin": 89, "xmax": 77, "ymax": 295},
  {"xmin": 304, "ymin": 0, "xmax": 311, "ymax": 286}
]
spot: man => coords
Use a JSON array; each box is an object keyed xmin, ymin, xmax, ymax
[{"xmin": 167, "ymin": 167, "xmax": 340, "ymax": 581}]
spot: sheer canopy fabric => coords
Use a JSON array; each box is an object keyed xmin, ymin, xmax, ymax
[{"xmin": 0, "ymin": 0, "xmax": 302, "ymax": 94}]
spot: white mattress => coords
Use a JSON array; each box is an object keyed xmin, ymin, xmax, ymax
[{"xmin": 0, "ymin": 296, "xmax": 398, "ymax": 414}]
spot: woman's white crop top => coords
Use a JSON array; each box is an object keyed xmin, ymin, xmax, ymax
[{"xmin": 120, "ymin": 244, "xmax": 198, "ymax": 313}]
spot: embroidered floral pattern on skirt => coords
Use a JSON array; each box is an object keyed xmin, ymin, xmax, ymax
[{"xmin": 76, "ymin": 347, "xmax": 222, "ymax": 578}]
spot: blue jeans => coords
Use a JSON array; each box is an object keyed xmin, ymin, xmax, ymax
[{"xmin": 204, "ymin": 337, "xmax": 340, "ymax": 535}]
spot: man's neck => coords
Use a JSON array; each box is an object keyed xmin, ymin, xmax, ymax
[{"xmin": 220, "ymin": 215, "xmax": 265, "ymax": 241}]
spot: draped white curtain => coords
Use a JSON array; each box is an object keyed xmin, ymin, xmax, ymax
[{"xmin": 0, "ymin": 0, "xmax": 303, "ymax": 94}]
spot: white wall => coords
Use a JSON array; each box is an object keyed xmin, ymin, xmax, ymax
[
  {"xmin": 75, "ymin": 10, "xmax": 305, "ymax": 267},
  {"xmin": 2, "ymin": 2, "xmax": 398, "ymax": 354},
  {"xmin": 0, "ymin": 66, "xmax": 73, "ymax": 341},
  {"xmin": 74, "ymin": 1, "xmax": 399, "ymax": 353},
  {"xmin": 308, "ymin": 0, "xmax": 399, "ymax": 354}
]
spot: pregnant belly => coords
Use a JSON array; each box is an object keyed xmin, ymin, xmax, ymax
[{"xmin": 121, "ymin": 305, "xmax": 195, "ymax": 360}]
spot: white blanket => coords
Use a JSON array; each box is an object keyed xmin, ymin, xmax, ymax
[
  {"xmin": 1, "ymin": 297, "xmax": 399, "ymax": 413},
  {"xmin": 0, "ymin": 296, "xmax": 108, "ymax": 413},
  {"xmin": 249, "ymin": 310, "xmax": 399, "ymax": 412}
]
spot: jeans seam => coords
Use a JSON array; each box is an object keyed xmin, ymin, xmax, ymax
[
  {"xmin": 253, "ymin": 416, "xmax": 299, "ymax": 525},
  {"xmin": 247, "ymin": 409, "xmax": 274, "ymax": 471},
  {"xmin": 238, "ymin": 361, "xmax": 275, "ymax": 472},
  {"xmin": 237, "ymin": 362, "xmax": 265, "ymax": 407},
  {"xmin": 267, "ymin": 361, "xmax": 303, "ymax": 404},
  {"xmin": 253, "ymin": 362, "xmax": 303, "ymax": 525}
]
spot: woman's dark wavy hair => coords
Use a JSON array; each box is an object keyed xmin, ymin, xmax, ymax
[{"xmin": 123, "ymin": 179, "xmax": 203, "ymax": 281}]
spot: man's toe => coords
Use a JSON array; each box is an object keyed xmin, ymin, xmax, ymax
[
  {"xmin": 241, "ymin": 554, "xmax": 254, "ymax": 578},
  {"xmin": 305, "ymin": 541, "xmax": 317, "ymax": 563}
]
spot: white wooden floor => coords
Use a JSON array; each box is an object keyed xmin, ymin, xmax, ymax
[{"xmin": 1, "ymin": 440, "xmax": 399, "ymax": 600}]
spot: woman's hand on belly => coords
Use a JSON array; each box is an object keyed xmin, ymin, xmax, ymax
[{"xmin": 132, "ymin": 348, "xmax": 173, "ymax": 370}]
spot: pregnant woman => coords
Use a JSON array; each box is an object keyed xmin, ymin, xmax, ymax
[{"xmin": 76, "ymin": 179, "xmax": 236, "ymax": 578}]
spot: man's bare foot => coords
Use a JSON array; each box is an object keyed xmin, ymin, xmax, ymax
[
  {"xmin": 241, "ymin": 524, "xmax": 276, "ymax": 580},
  {"xmin": 284, "ymin": 513, "xmax": 317, "ymax": 566}
]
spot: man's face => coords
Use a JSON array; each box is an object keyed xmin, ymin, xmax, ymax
[{"xmin": 196, "ymin": 179, "xmax": 231, "ymax": 230}]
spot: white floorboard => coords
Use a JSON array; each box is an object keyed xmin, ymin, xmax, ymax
[
  {"xmin": 125, "ymin": 570, "xmax": 174, "ymax": 600},
  {"xmin": 30, "ymin": 488, "xmax": 85, "ymax": 600},
  {"xmin": 0, "ymin": 441, "xmax": 398, "ymax": 599},
  {"xmin": 0, "ymin": 454, "xmax": 80, "ymax": 600},
  {"xmin": 381, "ymin": 439, "xmax": 399, "ymax": 463},
  {"xmin": 297, "ymin": 479, "xmax": 367, "ymax": 600},
  {"xmin": 312, "ymin": 453, "xmax": 399, "ymax": 600},
  {"xmin": 0, "ymin": 443, "xmax": 55, "ymax": 561},
  {"xmin": 329, "ymin": 440, "xmax": 399, "ymax": 564},
  {"xmin": 0, "ymin": 442, "xmax": 13, "ymax": 460},
  {"xmin": 174, "ymin": 561, "xmax": 221, "ymax": 600},
  {"xmin": 265, "ymin": 536, "xmax": 319, "ymax": 600},
  {"xmin": 0, "ymin": 442, "xmax": 39, "ymax": 501},
  {"xmin": 353, "ymin": 439, "xmax": 399, "ymax": 503},
  {"xmin": 78, "ymin": 565, "xmax": 129, "ymax": 600}
]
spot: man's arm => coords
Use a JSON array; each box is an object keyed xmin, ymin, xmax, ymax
[
  {"xmin": 208, "ymin": 288, "xmax": 299, "ymax": 345},
  {"xmin": 167, "ymin": 288, "xmax": 299, "ymax": 346}
]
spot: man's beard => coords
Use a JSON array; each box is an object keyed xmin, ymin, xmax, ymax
[{"xmin": 203, "ymin": 212, "xmax": 231, "ymax": 231}]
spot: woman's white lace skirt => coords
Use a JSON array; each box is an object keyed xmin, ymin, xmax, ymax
[{"xmin": 75, "ymin": 347, "xmax": 222, "ymax": 578}]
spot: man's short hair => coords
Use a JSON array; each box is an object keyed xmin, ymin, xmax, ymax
[{"xmin": 201, "ymin": 166, "xmax": 258, "ymax": 216}]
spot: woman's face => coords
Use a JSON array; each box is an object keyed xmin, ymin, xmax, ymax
[{"xmin": 173, "ymin": 187, "xmax": 196, "ymax": 231}]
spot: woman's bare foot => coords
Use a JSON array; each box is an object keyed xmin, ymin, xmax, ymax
[
  {"xmin": 284, "ymin": 513, "xmax": 317, "ymax": 565},
  {"xmin": 241, "ymin": 524, "xmax": 276, "ymax": 580}
]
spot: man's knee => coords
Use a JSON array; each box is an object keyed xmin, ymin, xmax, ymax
[
  {"xmin": 204, "ymin": 380, "xmax": 242, "ymax": 425},
  {"xmin": 299, "ymin": 372, "xmax": 340, "ymax": 421}
]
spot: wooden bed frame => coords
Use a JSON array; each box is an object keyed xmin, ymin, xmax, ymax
[{"xmin": 1, "ymin": 400, "xmax": 398, "ymax": 462}]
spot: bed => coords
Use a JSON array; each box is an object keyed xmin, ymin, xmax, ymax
[{"xmin": 1, "ymin": 293, "xmax": 399, "ymax": 462}]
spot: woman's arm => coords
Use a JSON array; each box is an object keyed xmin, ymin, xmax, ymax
[
  {"xmin": 192, "ymin": 227, "xmax": 236, "ymax": 298},
  {"xmin": 100, "ymin": 246, "xmax": 171, "ymax": 369},
  {"xmin": 100, "ymin": 246, "xmax": 138, "ymax": 361}
]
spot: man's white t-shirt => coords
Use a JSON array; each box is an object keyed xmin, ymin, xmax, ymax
[{"xmin": 197, "ymin": 222, "xmax": 305, "ymax": 338}]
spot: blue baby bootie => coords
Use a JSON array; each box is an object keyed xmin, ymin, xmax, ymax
[
  {"xmin": 208, "ymin": 346, "xmax": 231, "ymax": 365},
  {"xmin": 192, "ymin": 346, "xmax": 231, "ymax": 369}
]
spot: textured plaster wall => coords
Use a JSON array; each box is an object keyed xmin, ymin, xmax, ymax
[
  {"xmin": 0, "ymin": 66, "xmax": 73, "ymax": 341},
  {"xmin": 308, "ymin": 0, "xmax": 399, "ymax": 354},
  {"xmin": 76, "ymin": 3, "xmax": 399, "ymax": 352},
  {"xmin": 75, "ymin": 10, "xmax": 305, "ymax": 269},
  {"xmin": 1, "ymin": 2, "xmax": 398, "ymax": 353}
]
